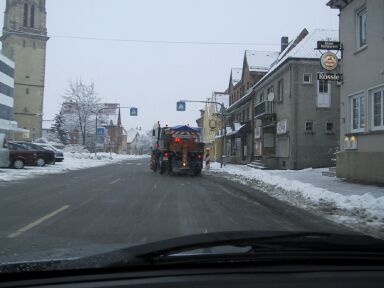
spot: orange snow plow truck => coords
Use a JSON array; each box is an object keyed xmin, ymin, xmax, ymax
[{"xmin": 150, "ymin": 122, "xmax": 204, "ymax": 176}]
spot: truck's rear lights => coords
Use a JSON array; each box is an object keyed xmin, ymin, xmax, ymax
[
  {"xmin": 163, "ymin": 152, "xmax": 169, "ymax": 157},
  {"xmin": 197, "ymin": 154, "xmax": 202, "ymax": 159},
  {"xmin": 174, "ymin": 137, "xmax": 181, "ymax": 143}
]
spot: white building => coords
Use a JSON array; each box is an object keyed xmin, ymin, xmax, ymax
[{"xmin": 0, "ymin": 52, "xmax": 28, "ymax": 139}]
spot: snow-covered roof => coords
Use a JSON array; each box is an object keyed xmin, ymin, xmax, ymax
[
  {"xmin": 257, "ymin": 29, "xmax": 339, "ymax": 87},
  {"xmin": 285, "ymin": 29, "xmax": 338, "ymax": 59},
  {"xmin": 226, "ymin": 122, "xmax": 246, "ymax": 136},
  {"xmin": 126, "ymin": 128, "xmax": 138, "ymax": 143},
  {"xmin": 230, "ymin": 68, "xmax": 242, "ymax": 86},
  {"xmin": 245, "ymin": 50, "xmax": 280, "ymax": 72}
]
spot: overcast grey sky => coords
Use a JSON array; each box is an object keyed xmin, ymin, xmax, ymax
[{"xmin": 0, "ymin": 0, "xmax": 339, "ymax": 131}]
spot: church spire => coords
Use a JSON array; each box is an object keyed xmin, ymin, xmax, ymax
[{"xmin": 117, "ymin": 108, "xmax": 122, "ymax": 127}]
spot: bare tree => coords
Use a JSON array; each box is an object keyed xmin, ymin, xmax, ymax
[{"xmin": 63, "ymin": 80, "xmax": 101, "ymax": 146}]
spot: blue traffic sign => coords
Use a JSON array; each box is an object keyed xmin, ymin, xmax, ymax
[
  {"xmin": 177, "ymin": 101, "xmax": 186, "ymax": 111},
  {"xmin": 130, "ymin": 107, "xmax": 138, "ymax": 116},
  {"xmin": 96, "ymin": 127, "xmax": 105, "ymax": 135}
]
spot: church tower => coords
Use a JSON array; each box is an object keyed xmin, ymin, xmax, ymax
[{"xmin": 1, "ymin": 0, "xmax": 49, "ymax": 140}]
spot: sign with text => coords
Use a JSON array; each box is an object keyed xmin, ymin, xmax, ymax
[
  {"xmin": 317, "ymin": 41, "xmax": 341, "ymax": 50},
  {"xmin": 318, "ymin": 72, "xmax": 343, "ymax": 81}
]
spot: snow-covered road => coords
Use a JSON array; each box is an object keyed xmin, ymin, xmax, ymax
[
  {"xmin": 207, "ymin": 162, "xmax": 384, "ymax": 239},
  {"xmin": 0, "ymin": 152, "xmax": 149, "ymax": 183}
]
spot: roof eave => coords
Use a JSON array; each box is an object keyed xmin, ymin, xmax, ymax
[{"xmin": 327, "ymin": 0, "xmax": 353, "ymax": 10}]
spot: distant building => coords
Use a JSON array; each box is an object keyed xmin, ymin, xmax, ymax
[
  {"xmin": 202, "ymin": 92, "xmax": 229, "ymax": 161},
  {"xmin": 328, "ymin": 0, "xmax": 384, "ymax": 183},
  {"xmin": 1, "ymin": 0, "xmax": 49, "ymax": 140},
  {"xmin": 61, "ymin": 102, "xmax": 127, "ymax": 153},
  {"xmin": 126, "ymin": 128, "xmax": 139, "ymax": 154}
]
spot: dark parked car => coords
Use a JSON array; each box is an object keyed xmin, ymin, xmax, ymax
[
  {"xmin": 3, "ymin": 143, "xmax": 39, "ymax": 169},
  {"xmin": 9, "ymin": 142, "xmax": 55, "ymax": 166},
  {"xmin": 33, "ymin": 143, "xmax": 65, "ymax": 162}
]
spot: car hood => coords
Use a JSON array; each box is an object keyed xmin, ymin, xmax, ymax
[{"xmin": 1, "ymin": 231, "xmax": 384, "ymax": 273}]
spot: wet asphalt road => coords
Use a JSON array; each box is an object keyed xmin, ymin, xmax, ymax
[{"xmin": 0, "ymin": 158, "xmax": 351, "ymax": 263}]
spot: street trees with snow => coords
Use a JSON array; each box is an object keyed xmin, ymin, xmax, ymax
[
  {"xmin": 51, "ymin": 112, "xmax": 69, "ymax": 145},
  {"xmin": 63, "ymin": 80, "xmax": 101, "ymax": 146}
]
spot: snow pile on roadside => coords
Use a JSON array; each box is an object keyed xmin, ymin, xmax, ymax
[
  {"xmin": 63, "ymin": 144, "xmax": 89, "ymax": 153},
  {"xmin": 0, "ymin": 153, "xmax": 149, "ymax": 182},
  {"xmin": 208, "ymin": 162, "xmax": 384, "ymax": 238}
]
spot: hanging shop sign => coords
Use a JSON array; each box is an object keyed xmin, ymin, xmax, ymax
[
  {"xmin": 320, "ymin": 51, "xmax": 338, "ymax": 71},
  {"xmin": 317, "ymin": 72, "xmax": 343, "ymax": 81},
  {"xmin": 317, "ymin": 41, "xmax": 341, "ymax": 50}
]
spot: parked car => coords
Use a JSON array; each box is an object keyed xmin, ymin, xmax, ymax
[
  {"xmin": 2, "ymin": 143, "xmax": 38, "ymax": 169},
  {"xmin": 9, "ymin": 142, "xmax": 55, "ymax": 166},
  {"xmin": 33, "ymin": 143, "xmax": 64, "ymax": 162}
]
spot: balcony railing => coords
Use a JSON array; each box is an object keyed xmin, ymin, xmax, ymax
[{"xmin": 254, "ymin": 101, "xmax": 275, "ymax": 119}]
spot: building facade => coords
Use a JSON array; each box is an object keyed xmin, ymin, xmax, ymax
[
  {"xmin": 0, "ymin": 52, "xmax": 15, "ymax": 134},
  {"xmin": 201, "ymin": 92, "xmax": 229, "ymax": 161},
  {"xmin": 253, "ymin": 29, "xmax": 340, "ymax": 170},
  {"xmin": 1, "ymin": 0, "xmax": 49, "ymax": 140},
  {"xmin": 328, "ymin": 0, "xmax": 384, "ymax": 183},
  {"xmin": 226, "ymin": 51, "xmax": 279, "ymax": 164}
]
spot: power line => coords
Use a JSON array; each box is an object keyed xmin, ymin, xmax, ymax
[
  {"xmin": 50, "ymin": 34, "xmax": 280, "ymax": 47},
  {"xmin": 5, "ymin": 30, "xmax": 280, "ymax": 46}
]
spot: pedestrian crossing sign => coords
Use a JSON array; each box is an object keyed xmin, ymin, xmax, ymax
[
  {"xmin": 130, "ymin": 107, "xmax": 138, "ymax": 116},
  {"xmin": 177, "ymin": 101, "xmax": 186, "ymax": 111}
]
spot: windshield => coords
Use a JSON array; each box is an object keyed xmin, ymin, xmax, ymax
[{"xmin": 0, "ymin": 0, "xmax": 383, "ymax": 273}]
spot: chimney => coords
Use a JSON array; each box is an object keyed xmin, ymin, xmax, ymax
[{"xmin": 281, "ymin": 36, "xmax": 289, "ymax": 52}]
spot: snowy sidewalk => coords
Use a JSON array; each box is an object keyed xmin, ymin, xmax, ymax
[
  {"xmin": 207, "ymin": 162, "xmax": 384, "ymax": 239},
  {"xmin": 0, "ymin": 152, "xmax": 149, "ymax": 183}
]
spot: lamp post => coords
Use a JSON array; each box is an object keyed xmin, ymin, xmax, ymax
[{"xmin": 178, "ymin": 100, "xmax": 227, "ymax": 168}]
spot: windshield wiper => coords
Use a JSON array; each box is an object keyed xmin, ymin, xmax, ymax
[{"xmin": 2, "ymin": 231, "xmax": 384, "ymax": 273}]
